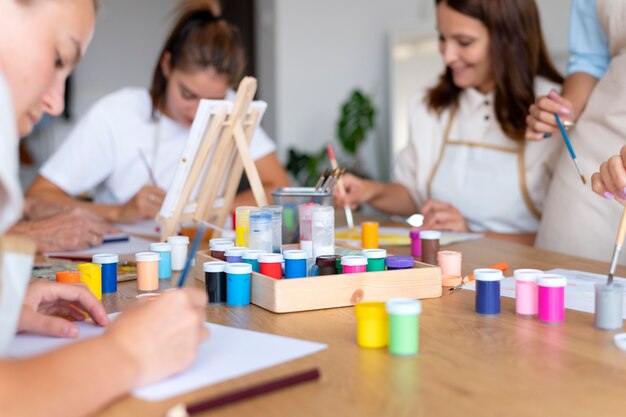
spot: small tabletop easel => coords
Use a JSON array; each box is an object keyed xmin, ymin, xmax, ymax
[{"xmin": 159, "ymin": 77, "xmax": 268, "ymax": 241}]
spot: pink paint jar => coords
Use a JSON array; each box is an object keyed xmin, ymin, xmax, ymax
[
  {"xmin": 409, "ymin": 229, "xmax": 421, "ymax": 258},
  {"xmin": 341, "ymin": 255, "xmax": 367, "ymax": 274},
  {"xmin": 135, "ymin": 252, "xmax": 160, "ymax": 292},
  {"xmin": 538, "ymin": 274, "xmax": 567, "ymax": 324},
  {"xmin": 514, "ymin": 269, "xmax": 542, "ymax": 316}
]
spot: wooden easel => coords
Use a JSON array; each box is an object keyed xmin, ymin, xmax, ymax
[{"xmin": 159, "ymin": 77, "xmax": 268, "ymax": 241}]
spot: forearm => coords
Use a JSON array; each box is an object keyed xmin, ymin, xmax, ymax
[
  {"xmin": 561, "ymin": 72, "xmax": 599, "ymax": 119},
  {"xmin": 27, "ymin": 186, "xmax": 121, "ymax": 223},
  {"xmin": 0, "ymin": 336, "xmax": 138, "ymax": 417},
  {"xmin": 367, "ymin": 182, "xmax": 418, "ymax": 216}
]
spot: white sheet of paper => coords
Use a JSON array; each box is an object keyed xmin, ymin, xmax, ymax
[
  {"xmin": 335, "ymin": 226, "xmax": 483, "ymax": 247},
  {"xmin": 44, "ymin": 236, "xmax": 153, "ymax": 259},
  {"xmin": 462, "ymin": 268, "xmax": 626, "ymax": 317},
  {"xmin": 9, "ymin": 314, "xmax": 327, "ymax": 401},
  {"xmin": 114, "ymin": 220, "xmax": 161, "ymax": 238}
]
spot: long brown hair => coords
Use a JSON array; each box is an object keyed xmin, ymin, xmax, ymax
[
  {"xmin": 149, "ymin": 0, "xmax": 245, "ymax": 117},
  {"xmin": 427, "ymin": 0, "xmax": 563, "ymax": 141}
]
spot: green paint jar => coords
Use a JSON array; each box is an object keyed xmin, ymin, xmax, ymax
[
  {"xmin": 386, "ymin": 298, "xmax": 422, "ymax": 356},
  {"xmin": 362, "ymin": 249, "xmax": 387, "ymax": 272},
  {"xmin": 335, "ymin": 257, "xmax": 343, "ymax": 274}
]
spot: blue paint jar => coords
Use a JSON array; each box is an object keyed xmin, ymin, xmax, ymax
[
  {"xmin": 225, "ymin": 263, "xmax": 252, "ymax": 307},
  {"xmin": 149, "ymin": 242, "xmax": 172, "ymax": 279},
  {"xmin": 225, "ymin": 246, "xmax": 248, "ymax": 263},
  {"xmin": 92, "ymin": 254, "xmax": 118, "ymax": 294},
  {"xmin": 283, "ymin": 249, "xmax": 307, "ymax": 279},
  {"xmin": 475, "ymin": 268, "xmax": 504, "ymax": 315},
  {"xmin": 242, "ymin": 249, "xmax": 264, "ymax": 273}
]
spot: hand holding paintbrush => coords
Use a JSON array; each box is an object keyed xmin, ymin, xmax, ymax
[{"xmin": 326, "ymin": 145, "xmax": 354, "ymax": 229}]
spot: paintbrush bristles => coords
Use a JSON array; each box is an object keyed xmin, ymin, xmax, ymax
[{"xmin": 581, "ymin": 175, "xmax": 587, "ymax": 185}]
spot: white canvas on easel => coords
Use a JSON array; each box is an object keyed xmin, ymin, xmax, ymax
[{"xmin": 157, "ymin": 77, "xmax": 268, "ymax": 241}]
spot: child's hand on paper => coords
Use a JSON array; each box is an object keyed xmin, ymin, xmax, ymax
[
  {"xmin": 117, "ymin": 185, "xmax": 166, "ymax": 223},
  {"xmin": 591, "ymin": 145, "xmax": 626, "ymax": 203},
  {"xmin": 17, "ymin": 281, "xmax": 109, "ymax": 338},
  {"xmin": 421, "ymin": 199, "xmax": 470, "ymax": 232},
  {"xmin": 526, "ymin": 90, "xmax": 574, "ymax": 141},
  {"xmin": 104, "ymin": 288, "xmax": 209, "ymax": 387}
]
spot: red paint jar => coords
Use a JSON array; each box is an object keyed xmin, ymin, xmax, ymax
[{"xmin": 259, "ymin": 253, "xmax": 283, "ymax": 279}]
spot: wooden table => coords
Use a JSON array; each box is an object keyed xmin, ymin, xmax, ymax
[{"xmin": 98, "ymin": 238, "xmax": 626, "ymax": 417}]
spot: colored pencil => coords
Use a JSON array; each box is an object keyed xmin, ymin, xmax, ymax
[
  {"xmin": 165, "ymin": 368, "xmax": 320, "ymax": 416},
  {"xmin": 177, "ymin": 223, "xmax": 207, "ymax": 288},
  {"xmin": 554, "ymin": 113, "xmax": 586, "ymax": 185},
  {"xmin": 607, "ymin": 208, "xmax": 626, "ymax": 285},
  {"xmin": 326, "ymin": 145, "xmax": 354, "ymax": 230}
]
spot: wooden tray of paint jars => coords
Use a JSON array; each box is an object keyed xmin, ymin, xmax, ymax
[{"xmin": 191, "ymin": 247, "xmax": 442, "ymax": 313}]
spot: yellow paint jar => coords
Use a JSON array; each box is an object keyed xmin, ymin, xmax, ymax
[
  {"xmin": 235, "ymin": 206, "xmax": 256, "ymax": 247},
  {"xmin": 77, "ymin": 263, "xmax": 102, "ymax": 300},
  {"xmin": 361, "ymin": 221, "xmax": 379, "ymax": 249},
  {"xmin": 354, "ymin": 302, "xmax": 388, "ymax": 348}
]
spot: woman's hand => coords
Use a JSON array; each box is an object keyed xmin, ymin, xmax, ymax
[
  {"xmin": 333, "ymin": 173, "xmax": 380, "ymax": 210},
  {"xmin": 591, "ymin": 145, "xmax": 626, "ymax": 204},
  {"xmin": 525, "ymin": 90, "xmax": 575, "ymax": 141},
  {"xmin": 116, "ymin": 185, "xmax": 166, "ymax": 223},
  {"xmin": 421, "ymin": 199, "xmax": 470, "ymax": 232}
]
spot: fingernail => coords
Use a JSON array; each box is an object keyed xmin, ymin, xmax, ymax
[
  {"xmin": 605, "ymin": 192, "xmax": 614, "ymax": 200},
  {"xmin": 543, "ymin": 133, "xmax": 552, "ymax": 139},
  {"xmin": 559, "ymin": 107, "xmax": 571, "ymax": 115},
  {"xmin": 64, "ymin": 325, "xmax": 78, "ymax": 338}
]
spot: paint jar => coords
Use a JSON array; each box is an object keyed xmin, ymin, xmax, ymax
[
  {"xmin": 225, "ymin": 246, "xmax": 248, "ymax": 263},
  {"xmin": 55, "ymin": 271, "xmax": 80, "ymax": 284},
  {"xmin": 210, "ymin": 240, "xmax": 234, "ymax": 261},
  {"xmin": 386, "ymin": 255, "xmax": 414, "ymax": 271},
  {"xmin": 316, "ymin": 255, "xmax": 339, "ymax": 276},
  {"xmin": 595, "ymin": 283, "xmax": 624, "ymax": 330},
  {"xmin": 361, "ymin": 249, "xmax": 387, "ymax": 272},
  {"xmin": 167, "ymin": 235, "xmax": 189, "ymax": 272},
  {"xmin": 361, "ymin": 221, "xmax": 379, "ymax": 249},
  {"xmin": 410, "ymin": 229, "xmax": 421, "ymax": 258},
  {"xmin": 242, "ymin": 249, "xmax": 264, "ymax": 273},
  {"xmin": 341, "ymin": 256, "xmax": 368, "ymax": 274},
  {"xmin": 336, "ymin": 257, "xmax": 343, "ymax": 274},
  {"xmin": 135, "ymin": 252, "xmax": 160, "ymax": 292},
  {"xmin": 438, "ymin": 251, "xmax": 462, "ymax": 287},
  {"xmin": 538, "ymin": 274, "xmax": 567, "ymax": 324},
  {"xmin": 475, "ymin": 268, "xmax": 503, "ymax": 315},
  {"xmin": 420, "ymin": 231, "xmax": 441, "ymax": 265},
  {"xmin": 259, "ymin": 253, "xmax": 284, "ymax": 279},
  {"xmin": 354, "ymin": 302, "xmax": 388, "ymax": 348},
  {"xmin": 77, "ymin": 263, "xmax": 102, "ymax": 300},
  {"xmin": 514, "ymin": 269, "xmax": 542, "ymax": 316},
  {"xmin": 264, "ymin": 205, "xmax": 283, "ymax": 253},
  {"xmin": 149, "ymin": 242, "xmax": 173, "ymax": 279},
  {"xmin": 203, "ymin": 261, "xmax": 227, "ymax": 303},
  {"xmin": 225, "ymin": 263, "xmax": 252, "ymax": 307},
  {"xmin": 283, "ymin": 250, "xmax": 308, "ymax": 279},
  {"xmin": 249, "ymin": 209, "xmax": 273, "ymax": 253},
  {"xmin": 386, "ymin": 298, "xmax": 422, "ymax": 356},
  {"xmin": 298, "ymin": 202, "xmax": 319, "ymax": 258},
  {"xmin": 312, "ymin": 206, "xmax": 335, "ymax": 259},
  {"xmin": 92, "ymin": 253, "xmax": 118, "ymax": 294},
  {"xmin": 236, "ymin": 206, "xmax": 257, "ymax": 247}
]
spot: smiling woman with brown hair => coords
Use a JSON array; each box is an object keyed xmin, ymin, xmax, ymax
[{"xmin": 336, "ymin": 0, "xmax": 563, "ymax": 244}]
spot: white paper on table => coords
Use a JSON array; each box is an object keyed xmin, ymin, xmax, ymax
[
  {"xmin": 9, "ymin": 313, "xmax": 327, "ymax": 401},
  {"xmin": 45, "ymin": 236, "xmax": 153, "ymax": 259},
  {"xmin": 462, "ymin": 268, "xmax": 626, "ymax": 318},
  {"xmin": 335, "ymin": 226, "xmax": 483, "ymax": 247},
  {"xmin": 113, "ymin": 220, "xmax": 161, "ymax": 238}
]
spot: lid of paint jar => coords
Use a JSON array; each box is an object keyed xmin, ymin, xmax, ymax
[
  {"xmin": 77, "ymin": 263, "xmax": 99, "ymax": 272},
  {"xmin": 242, "ymin": 250, "xmax": 265, "ymax": 260},
  {"xmin": 538, "ymin": 274, "xmax": 567, "ymax": 287},
  {"xmin": 386, "ymin": 298, "xmax": 422, "ymax": 315},
  {"xmin": 135, "ymin": 251, "xmax": 161, "ymax": 262},
  {"xmin": 211, "ymin": 240, "xmax": 235, "ymax": 251},
  {"xmin": 355, "ymin": 302, "xmax": 387, "ymax": 319},
  {"xmin": 225, "ymin": 247, "xmax": 248, "ymax": 257},
  {"xmin": 209, "ymin": 237, "xmax": 233, "ymax": 246},
  {"xmin": 167, "ymin": 235, "xmax": 190, "ymax": 245},
  {"xmin": 361, "ymin": 249, "xmax": 387, "ymax": 259},
  {"xmin": 437, "ymin": 251, "xmax": 461, "ymax": 259},
  {"xmin": 225, "ymin": 262, "xmax": 253, "ymax": 275},
  {"xmin": 409, "ymin": 228, "xmax": 421, "ymax": 239},
  {"xmin": 203, "ymin": 261, "xmax": 228, "ymax": 273},
  {"xmin": 283, "ymin": 249, "xmax": 307, "ymax": 260},
  {"xmin": 149, "ymin": 242, "xmax": 172, "ymax": 253},
  {"xmin": 386, "ymin": 255, "xmax": 414, "ymax": 269},
  {"xmin": 92, "ymin": 253, "xmax": 119, "ymax": 264},
  {"xmin": 473, "ymin": 268, "xmax": 503, "ymax": 281},
  {"xmin": 259, "ymin": 253, "xmax": 284, "ymax": 263},
  {"xmin": 341, "ymin": 255, "xmax": 368, "ymax": 266},
  {"xmin": 419, "ymin": 230, "xmax": 441, "ymax": 240},
  {"xmin": 235, "ymin": 206, "xmax": 256, "ymax": 219},
  {"xmin": 514, "ymin": 269, "xmax": 543, "ymax": 282},
  {"xmin": 316, "ymin": 255, "xmax": 340, "ymax": 267}
]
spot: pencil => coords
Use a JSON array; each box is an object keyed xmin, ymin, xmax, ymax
[
  {"xmin": 137, "ymin": 149, "xmax": 158, "ymax": 186},
  {"xmin": 165, "ymin": 368, "xmax": 320, "ymax": 416},
  {"xmin": 177, "ymin": 223, "xmax": 206, "ymax": 288},
  {"xmin": 554, "ymin": 113, "xmax": 586, "ymax": 185},
  {"xmin": 326, "ymin": 144, "xmax": 355, "ymax": 230}
]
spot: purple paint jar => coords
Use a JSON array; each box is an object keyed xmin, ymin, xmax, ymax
[{"xmin": 386, "ymin": 256, "xmax": 414, "ymax": 270}]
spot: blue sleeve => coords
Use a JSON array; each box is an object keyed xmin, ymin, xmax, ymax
[{"xmin": 567, "ymin": 0, "xmax": 610, "ymax": 79}]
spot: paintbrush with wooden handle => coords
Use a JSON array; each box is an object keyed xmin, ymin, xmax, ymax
[{"xmin": 607, "ymin": 208, "xmax": 626, "ymax": 285}]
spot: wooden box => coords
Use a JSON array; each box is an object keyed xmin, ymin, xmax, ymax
[{"xmin": 192, "ymin": 250, "xmax": 441, "ymax": 313}]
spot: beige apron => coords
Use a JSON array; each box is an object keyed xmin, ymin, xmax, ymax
[
  {"xmin": 536, "ymin": 0, "xmax": 626, "ymax": 263},
  {"xmin": 428, "ymin": 109, "xmax": 540, "ymax": 233}
]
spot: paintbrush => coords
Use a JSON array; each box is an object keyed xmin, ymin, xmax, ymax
[
  {"xmin": 326, "ymin": 145, "xmax": 354, "ymax": 230},
  {"xmin": 137, "ymin": 149, "xmax": 158, "ymax": 186},
  {"xmin": 177, "ymin": 223, "xmax": 207, "ymax": 288},
  {"xmin": 554, "ymin": 113, "xmax": 586, "ymax": 185},
  {"xmin": 607, "ymin": 208, "xmax": 626, "ymax": 285},
  {"xmin": 314, "ymin": 168, "xmax": 330, "ymax": 191},
  {"xmin": 165, "ymin": 368, "xmax": 320, "ymax": 417}
]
